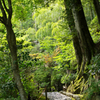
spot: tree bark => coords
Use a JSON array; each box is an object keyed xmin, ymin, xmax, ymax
[
  {"xmin": 73, "ymin": 35, "xmax": 82, "ymax": 72},
  {"xmin": 45, "ymin": 86, "xmax": 48, "ymax": 100},
  {"xmin": 93, "ymin": 0, "xmax": 100, "ymax": 24},
  {"xmin": 64, "ymin": 0, "xmax": 82, "ymax": 72},
  {"xmin": 64, "ymin": 0, "xmax": 95, "ymax": 93},
  {"xmin": 72, "ymin": 0, "xmax": 95, "ymax": 78},
  {"xmin": 6, "ymin": 22, "xmax": 27, "ymax": 100}
]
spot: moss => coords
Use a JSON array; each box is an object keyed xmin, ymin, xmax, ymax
[
  {"xmin": 38, "ymin": 95, "xmax": 49, "ymax": 100},
  {"xmin": 71, "ymin": 97, "xmax": 75, "ymax": 100}
]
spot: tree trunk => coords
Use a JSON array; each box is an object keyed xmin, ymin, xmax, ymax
[
  {"xmin": 93, "ymin": 0, "xmax": 100, "ymax": 24},
  {"xmin": 46, "ymin": 73, "xmax": 51, "ymax": 92},
  {"xmin": 45, "ymin": 86, "xmax": 48, "ymax": 100},
  {"xmin": 64, "ymin": 0, "xmax": 95, "ymax": 94},
  {"xmin": 72, "ymin": 0, "xmax": 95, "ymax": 78},
  {"xmin": 64, "ymin": 0, "xmax": 82, "ymax": 72},
  {"xmin": 38, "ymin": 82, "xmax": 40, "ymax": 93},
  {"xmin": 89, "ymin": 3, "xmax": 94, "ymax": 21},
  {"xmin": 73, "ymin": 35, "xmax": 82, "ymax": 72},
  {"xmin": 6, "ymin": 22, "xmax": 27, "ymax": 100}
]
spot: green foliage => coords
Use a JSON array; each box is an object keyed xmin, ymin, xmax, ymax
[
  {"xmin": 82, "ymin": 54, "xmax": 100, "ymax": 99},
  {"xmin": 90, "ymin": 16, "xmax": 100, "ymax": 33},
  {"xmin": 0, "ymin": 97, "xmax": 20, "ymax": 100},
  {"xmin": 0, "ymin": 66, "xmax": 18, "ymax": 99},
  {"xmin": 61, "ymin": 73, "xmax": 77, "ymax": 84},
  {"xmin": 40, "ymin": 36, "xmax": 57, "ymax": 53},
  {"xmin": 12, "ymin": 0, "xmax": 34, "ymax": 21},
  {"xmin": 88, "ymin": 53, "xmax": 100, "ymax": 75},
  {"xmin": 51, "ymin": 70, "xmax": 63, "ymax": 88},
  {"xmin": 83, "ymin": 79, "xmax": 100, "ymax": 100},
  {"xmin": 36, "ymin": 22, "xmax": 53, "ymax": 39},
  {"xmin": 89, "ymin": 16, "xmax": 100, "ymax": 43},
  {"xmin": 34, "ymin": 65, "xmax": 51, "ymax": 88},
  {"xmin": 23, "ymin": 74, "xmax": 39, "ymax": 99},
  {"xmin": 66, "ymin": 76, "xmax": 88, "ymax": 93},
  {"xmin": 25, "ymin": 28, "xmax": 36, "ymax": 40},
  {"xmin": 33, "ymin": 2, "xmax": 64, "ymax": 39},
  {"xmin": 81, "ymin": 0, "xmax": 95, "ymax": 24},
  {"xmin": 54, "ymin": 42, "xmax": 76, "ymax": 66}
]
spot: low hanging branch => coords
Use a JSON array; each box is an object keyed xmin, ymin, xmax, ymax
[
  {"xmin": 0, "ymin": 16, "xmax": 4, "ymax": 23},
  {"xmin": 2, "ymin": 0, "xmax": 9, "ymax": 12},
  {"xmin": 7, "ymin": 0, "xmax": 12, "ymax": 19},
  {"xmin": 0, "ymin": 0, "xmax": 12, "ymax": 25},
  {"xmin": 0, "ymin": 0, "xmax": 7, "ymax": 24}
]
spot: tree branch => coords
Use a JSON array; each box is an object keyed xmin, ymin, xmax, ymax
[
  {"xmin": 0, "ymin": 16, "xmax": 4, "ymax": 24},
  {"xmin": 2, "ymin": 0, "xmax": 9, "ymax": 12},
  {"xmin": 8, "ymin": 0, "xmax": 12, "ymax": 19},
  {"xmin": 0, "ymin": 0, "xmax": 7, "ymax": 21}
]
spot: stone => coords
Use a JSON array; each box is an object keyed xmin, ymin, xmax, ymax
[
  {"xmin": 60, "ymin": 91, "xmax": 83, "ymax": 100},
  {"xmin": 66, "ymin": 92, "xmax": 73, "ymax": 97},
  {"xmin": 72, "ymin": 95, "xmax": 80, "ymax": 100},
  {"xmin": 43, "ymin": 92, "xmax": 72, "ymax": 100}
]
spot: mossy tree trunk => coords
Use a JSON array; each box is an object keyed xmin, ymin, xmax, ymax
[
  {"xmin": 64, "ymin": 0, "xmax": 82, "ymax": 73},
  {"xmin": 72, "ymin": 0, "xmax": 95, "ymax": 79},
  {"xmin": 64, "ymin": 0, "xmax": 95, "ymax": 93}
]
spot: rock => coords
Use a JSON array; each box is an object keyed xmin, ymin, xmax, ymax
[
  {"xmin": 72, "ymin": 95, "xmax": 80, "ymax": 100},
  {"xmin": 43, "ymin": 92, "xmax": 72, "ymax": 100},
  {"xmin": 65, "ymin": 92, "xmax": 73, "ymax": 97},
  {"xmin": 60, "ymin": 91, "xmax": 83, "ymax": 100}
]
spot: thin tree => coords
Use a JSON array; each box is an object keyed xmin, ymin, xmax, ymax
[{"xmin": 0, "ymin": 0, "xmax": 26, "ymax": 100}]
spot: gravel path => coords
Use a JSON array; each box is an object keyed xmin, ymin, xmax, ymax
[{"xmin": 42, "ymin": 92, "xmax": 72, "ymax": 100}]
